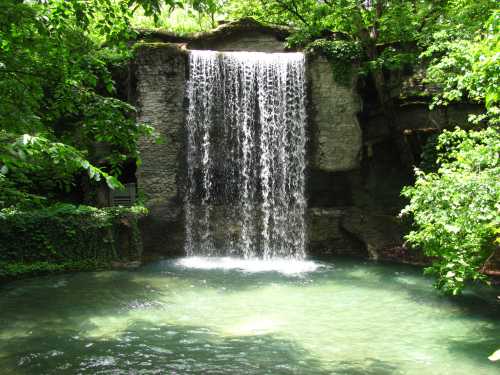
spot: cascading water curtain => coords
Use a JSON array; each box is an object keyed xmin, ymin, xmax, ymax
[{"xmin": 185, "ymin": 50, "xmax": 307, "ymax": 260}]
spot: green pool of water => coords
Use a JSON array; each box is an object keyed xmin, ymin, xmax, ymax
[{"xmin": 0, "ymin": 257, "xmax": 498, "ymax": 374}]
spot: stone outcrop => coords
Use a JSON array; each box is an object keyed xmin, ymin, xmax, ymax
[
  {"xmin": 340, "ymin": 208, "xmax": 407, "ymax": 260},
  {"xmin": 131, "ymin": 19, "xmax": 474, "ymax": 263},
  {"xmin": 307, "ymin": 55, "xmax": 362, "ymax": 172},
  {"xmin": 133, "ymin": 43, "xmax": 187, "ymax": 255},
  {"xmin": 136, "ymin": 18, "xmax": 290, "ymax": 52},
  {"xmin": 482, "ymin": 249, "xmax": 500, "ymax": 277},
  {"xmin": 131, "ymin": 20, "xmax": 399, "ymax": 260},
  {"xmin": 307, "ymin": 208, "xmax": 367, "ymax": 257}
]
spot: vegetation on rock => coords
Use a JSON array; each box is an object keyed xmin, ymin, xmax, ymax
[
  {"xmin": 0, "ymin": 204, "xmax": 146, "ymax": 281},
  {"xmin": 304, "ymin": 39, "xmax": 362, "ymax": 85}
]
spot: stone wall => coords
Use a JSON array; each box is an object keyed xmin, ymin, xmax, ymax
[
  {"xmin": 132, "ymin": 20, "xmax": 459, "ymax": 262},
  {"xmin": 307, "ymin": 55, "xmax": 362, "ymax": 172},
  {"xmin": 137, "ymin": 18, "xmax": 290, "ymax": 53},
  {"xmin": 189, "ymin": 31, "xmax": 287, "ymax": 52},
  {"xmin": 133, "ymin": 43, "xmax": 187, "ymax": 255},
  {"xmin": 304, "ymin": 53, "xmax": 368, "ymax": 258}
]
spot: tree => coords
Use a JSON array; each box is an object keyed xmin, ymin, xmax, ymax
[
  {"xmin": 401, "ymin": 127, "xmax": 499, "ymax": 294},
  {"xmin": 400, "ymin": 9, "xmax": 499, "ymax": 294},
  {"xmin": 422, "ymin": 9, "xmax": 499, "ymax": 125},
  {"xmin": 0, "ymin": 0, "xmax": 156, "ymax": 208}
]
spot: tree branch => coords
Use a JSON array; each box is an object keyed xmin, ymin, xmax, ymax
[{"xmin": 272, "ymin": 0, "xmax": 309, "ymax": 26}]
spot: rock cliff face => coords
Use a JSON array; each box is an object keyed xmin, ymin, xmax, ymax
[
  {"xmin": 308, "ymin": 55, "xmax": 362, "ymax": 173},
  {"xmin": 131, "ymin": 19, "xmax": 466, "ymax": 262},
  {"xmin": 133, "ymin": 44, "xmax": 187, "ymax": 255}
]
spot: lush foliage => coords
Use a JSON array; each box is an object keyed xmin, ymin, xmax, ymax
[
  {"xmin": 402, "ymin": 128, "xmax": 500, "ymax": 294},
  {"xmin": 423, "ymin": 11, "xmax": 499, "ymax": 125},
  {"xmin": 0, "ymin": 0, "xmax": 155, "ymax": 209},
  {"xmin": 398, "ymin": 2, "xmax": 499, "ymax": 294},
  {"xmin": 132, "ymin": 0, "xmax": 227, "ymax": 32},
  {"xmin": 0, "ymin": 204, "xmax": 146, "ymax": 280},
  {"xmin": 0, "ymin": 134, "xmax": 121, "ymax": 207}
]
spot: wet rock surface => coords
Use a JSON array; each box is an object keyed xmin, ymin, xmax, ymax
[{"xmin": 131, "ymin": 20, "xmax": 474, "ymax": 265}]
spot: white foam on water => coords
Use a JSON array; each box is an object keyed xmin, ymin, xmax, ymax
[{"xmin": 174, "ymin": 256, "xmax": 321, "ymax": 275}]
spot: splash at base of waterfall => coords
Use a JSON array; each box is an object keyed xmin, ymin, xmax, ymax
[{"xmin": 175, "ymin": 257, "xmax": 321, "ymax": 275}]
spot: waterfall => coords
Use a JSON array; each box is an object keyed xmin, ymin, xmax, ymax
[{"xmin": 185, "ymin": 50, "xmax": 307, "ymax": 260}]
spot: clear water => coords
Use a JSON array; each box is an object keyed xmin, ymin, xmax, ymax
[
  {"xmin": 185, "ymin": 51, "xmax": 307, "ymax": 259},
  {"xmin": 0, "ymin": 257, "xmax": 499, "ymax": 374}
]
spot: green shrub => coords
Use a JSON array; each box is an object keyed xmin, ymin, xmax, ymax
[
  {"xmin": 401, "ymin": 127, "xmax": 499, "ymax": 294},
  {"xmin": 0, "ymin": 204, "xmax": 147, "ymax": 281}
]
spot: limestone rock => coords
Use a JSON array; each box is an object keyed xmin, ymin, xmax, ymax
[
  {"xmin": 133, "ymin": 43, "xmax": 187, "ymax": 255},
  {"xmin": 136, "ymin": 18, "xmax": 290, "ymax": 53},
  {"xmin": 307, "ymin": 208, "xmax": 367, "ymax": 257},
  {"xmin": 340, "ymin": 208, "xmax": 405, "ymax": 260},
  {"xmin": 308, "ymin": 55, "xmax": 362, "ymax": 172}
]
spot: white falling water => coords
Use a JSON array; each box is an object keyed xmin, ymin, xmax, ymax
[{"xmin": 185, "ymin": 50, "xmax": 307, "ymax": 260}]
